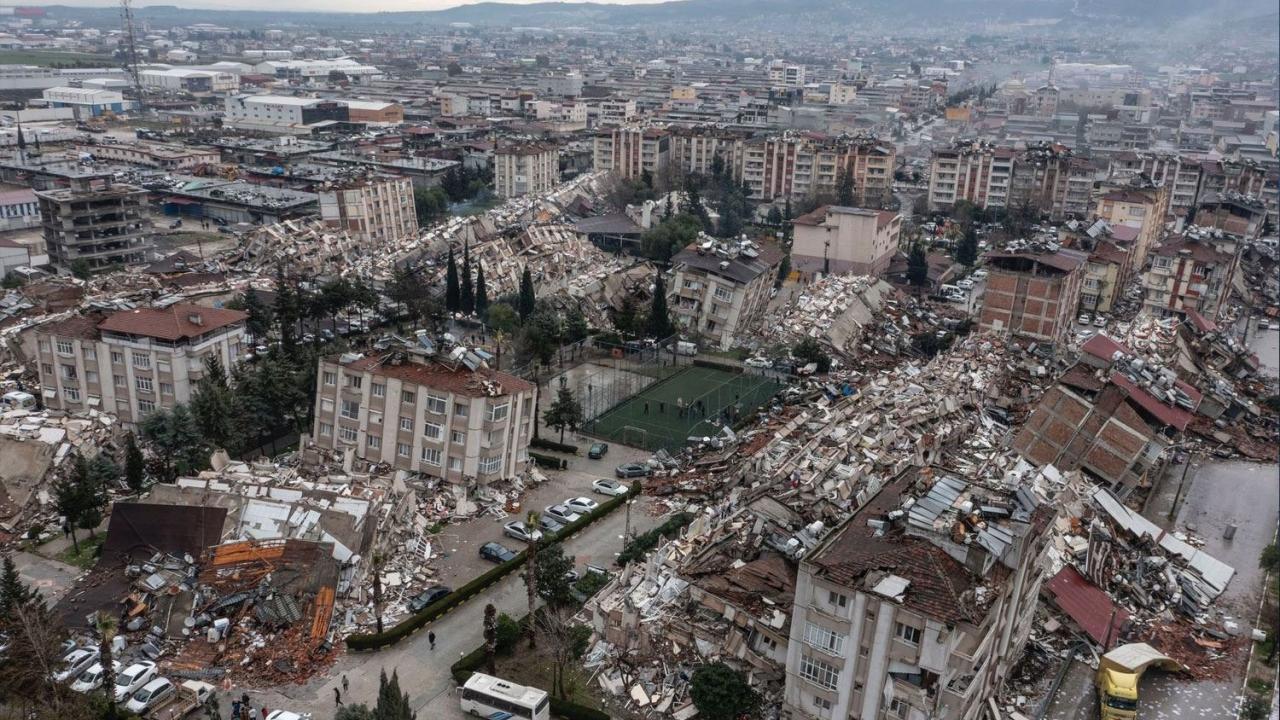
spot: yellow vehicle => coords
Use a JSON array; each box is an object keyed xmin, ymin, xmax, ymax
[{"xmin": 1095, "ymin": 643, "xmax": 1180, "ymax": 719}]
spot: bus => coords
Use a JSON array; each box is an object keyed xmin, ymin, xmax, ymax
[{"xmin": 458, "ymin": 673, "xmax": 550, "ymax": 720}]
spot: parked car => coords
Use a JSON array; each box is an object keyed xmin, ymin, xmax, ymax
[
  {"xmin": 53, "ymin": 647, "xmax": 99, "ymax": 683},
  {"xmin": 587, "ymin": 442, "xmax": 609, "ymax": 459},
  {"xmin": 503, "ymin": 521, "xmax": 543, "ymax": 543},
  {"xmin": 537, "ymin": 516, "xmax": 565, "ymax": 536},
  {"xmin": 1093, "ymin": 315, "xmax": 1107, "ymax": 327},
  {"xmin": 1077, "ymin": 313, "xmax": 1092, "ymax": 325},
  {"xmin": 479, "ymin": 542, "xmax": 517, "ymax": 564},
  {"xmin": 71, "ymin": 661, "xmax": 120, "ymax": 693},
  {"xmin": 615, "ymin": 463, "xmax": 651, "ymax": 479},
  {"xmin": 592, "ymin": 479, "xmax": 628, "ymax": 497},
  {"xmin": 126, "ymin": 677, "xmax": 176, "ymax": 715},
  {"xmin": 114, "ymin": 661, "xmax": 158, "ymax": 702},
  {"xmin": 544, "ymin": 504, "xmax": 582, "ymax": 525},
  {"xmin": 972, "ymin": 269, "xmax": 988, "ymax": 280},
  {"xmin": 406, "ymin": 585, "xmax": 452, "ymax": 614},
  {"xmin": 744, "ymin": 356, "xmax": 772, "ymax": 369},
  {"xmin": 956, "ymin": 278, "xmax": 975, "ymax": 290},
  {"xmin": 265, "ymin": 712, "xmax": 312, "ymax": 720},
  {"xmin": 564, "ymin": 496, "xmax": 599, "ymax": 514}
]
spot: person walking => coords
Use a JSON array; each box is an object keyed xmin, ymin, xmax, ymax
[
  {"xmin": 429, "ymin": 630, "xmax": 436, "ymax": 650},
  {"xmin": 342, "ymin": 675, "xmax": 349, "ymax": 693},
  {"xmin": 334, "ymin": 688, "xmax": 342, "ymax": 706}
]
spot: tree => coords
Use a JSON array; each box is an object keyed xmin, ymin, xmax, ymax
[
  {"xmin": 242, "ymin": 287, "xmax": 273, "ymax": 341},
  {"xmin": 370, "ymin": 551, "xmax": 387, "ymax": 635},
  {"xmin": 775, "ymin": 253, "xmax": 791, "ymax": 289},
  {"xmin": 535, "ymin": 608, "xmax": 591, "ymax": 699},
  {"xmin": 474, "ymin": 262, "xmax": 488, "ymax": 316},
  {"xmin": 563, "ymin": 306, "xmax": 589, "ymax": 344},
  {"xmin": 689, "ymin": 663, "xmax": 759, "ymax": 720},
  {"xmin": 444, "ymin": 247, "xmax": 460, "ymax": 313},
  {"xmin": 495, "ymin": 613, "xmax": 522, "ymax": 655},
  {"xmin": 533, "ymin": 542, "xmax": 575, "ymax": 608},
  {"xmin": 272, "ymin": 266, "xmax": 301, "ymax": 350},
  {"xmin": 640, "ymin": 214, "xmax": 702, "ymax": 262},
  {"xmin": 955, "ymin": 223, "xmax": 979, "ymax": 267},
  {"xmin": 837, "ymin": 167, "xmax": 856, "ymax": 206},
  {"xmin": 716, "ymin": 203, "xmax": 742, "ymax": 239},
  {"xmin": 686, "ymin": 184, "xmax": 714, "ymax": 234},
  {"xmin": 460, "ymin": 244, "xmax": 474, "ymax": 314},
  {"xmin": 792, "ymin": 337, "xmax": 832, "ymax": 373},
  {"xmin": 483, "ymin": 603, "xmax": 498, "ymax": 675},
  {"xmin": 446, "ymin": 61, "xmax": 462, "ymax": 76},
  {"xmin": 646, "ymin": 275, "xmax": 673, "ymax": 339},
  {"xmin": 190, "ymin": 355, "xmax": 237, "ymax": 451},
  {"xmin": 611, "ymin": 296, "xmax": 639, "ymax": 336},
  {"xmin": 542, "ymin": 387, "xmax": 583, "ymax": 445},
  {"xmin": 0, "ymin": 553, "xmax": 35, "ymax": 622},
  {"xmin": 521, "ymin": 307, "xmax": 561, "ymax": 367},
  {"xmin": 372, "ymin": 669, "xmax": 414, "ymax": 720},
  {"xmin": 52, "ymin": 457, "xmax": 93, "ymax": 554},
  {"xmin": 1262, "ymin": 544, "xmax": 1280, "ymax": 574},
  {"xmin": 907, "ymin": 241, "xmax": 930, "ymax": 287},
  {"xmin": 70, "ymin": 258, "xmax": 91, "ymax": 280},
  {"xmin": 766, "ymin": 205, "xmax": 783, "ymax": 225},
  {"xmin": 518, "ymin": 267, "xmax": 536, "ymax": 320},
  {"xmin": 95, "ymin": 614, "xmax": 117, "ymax": 702},
  {"xmin": 123, "ymin": 432, "xmax": 145, "ymax": 494},
  {"xmin": 336, "ymin": 706, "xmax": 374, "ymax": 720},
  {"xmin": 140, "ymin": 404, "xmax": 208, "ymax": 482}
]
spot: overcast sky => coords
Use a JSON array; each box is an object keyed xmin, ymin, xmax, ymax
[{"xmin": 24, "ymin": 0, "xmax": 670, "ymax": 11}]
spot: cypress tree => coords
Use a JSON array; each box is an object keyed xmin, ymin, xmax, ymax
[
  {"xmin": 445, "ymin": 247, "xmax": 460, "ymax": 313},
  {"xmin": 518, "ymin": 267, "xmax": 536, "ymax": 320},
  {"xmin": 646, "ymin": 275, "xmax": 674, "ymax": 338},
  {"xmin": 460, "ymin": 243, "xmax": 474, "ymax": 314},
  {"xmin": 475, "ymin": 262, "xmax": 488, "ymax": 316}
]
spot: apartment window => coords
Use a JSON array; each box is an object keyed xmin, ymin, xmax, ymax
[
  {"xmin": 318, "ymin": 422, "xmax": 333, "ymax": 437},
  {"xmin": 420, "ymin": 447, "xmax": 442, "ymax": 466},
  {"xmin": 426, "ymin": 393, "xmax": 447, "ymax": 414},
  {"xmin": 138, "ymin": 398, "xmax": 155, "ymax": 414},
  {"xmin": 38, "ymin": 339, "xmax": 49, "ymax": 353},
  {"xmin": 160, "ymin": 383, "xmax": 174, "ymax": 396},
  {"xmin": 371, "ymin": 382, "xmax": 385, "ymax": 398},
  {"xmin": 348, "ymin": 375, "xmax": 363, "ymax": 389},
  {"xmin": 454, "ymin": 402, "xmax": 469, "ymax": 418},
  {"xmin": 136, "ymin": 377, "xmax": 153, "ymax": 393},
  {"xmin": 367, "ymin": 436, "xmax": 381, "ymax": 450},
  {"xmin": 1153, "ymin": 256, "xmax": 1172, "ymax": 269},
  {"xmin": 895, "ymin": 622, "xmax": 922, "ymax": 646},
  {"xmin": 714, "ymin": 286, "xmax": 733, "ymax": 301},
  {"xmin": 798, "ymin": 655, "xmax": 839, "ymax": 691},
  {"xmin": 828, "ymin": 591, "xmax": 848, "ymax": 608},
  {"xmin": 85, "ymin": 371, "xmax": 98, "ymax": 384},
  {"xmin": 323, "ymin": 371, "xmax": 337, "ymax": 385},
  {"xmin": 401, "ymin": 390, "xmax": 416, "ymax": 404},
  {"xmin": 61, "ymin": 364, "xmax": 77, "ymax": 380},
  {"xmin": 812, "ymin": 696, "xmax": 832, "ymax": 712},
  {"xmin": 64, "ymin": 386, "xmax": 80, "ymax": 402},
  {"xmin": 487, "ymin": 402, "xmax": 509, "ymax": 422},
  {"xmin": 448, "ymin": 457, "xmax": 462, "ymax": 471},
  {"xmin": 83, "ymin": 347, "xmax": 96, "ymax": 361},
  {"xmin": 451, "ymin": 430, "xmax": 465, "ymax": 444},
  {"xmin": 338, "ymin": 425, "xmax": 358, "ymax": 443},
  {"xmin": 132, "ymin": 351, "xmax": 150, "ymax": 369},
  {"xmin": 321, "ymin": 398, "xmax": 335, "ymax": 413},
  {"xmin": 111, "ymin": 351, "xmax": 124, "ymax": 364},
  {"xmin": 341, "ymin": 399, "xmax": 360, "ymax": 419},
  {"xmin": 114, "ymin": 374, "xmax": 126, "ymax": 387},
  {"xmin": 40, "ymin": 362, "xmax": 52, "ymax": 376},
  {"xmin": 803, "ymin": 622, "xmax": 845, "ymax": 657},
  {"xmin": 157, "ymin": 360, "xmax": 171, "ymax": 374},
  {"xmin": 479, "ymin": 456, "xmax": 502, "ymax": 474},
  {"xmin": 56, "ymin": 339, "xmax": 73, "ymax": 355},
  {"xmin": 423, "ymin": 422, "xmax": 443, "ymax": 440},
  {"xmin": 889, "ymin": 698, "xmax": 908, "ymax": 718},
  {"xmin": 399, "ymin": 416, "xmax": 413, "ymax": 432},
  {"xmin": 396, "ymin": 442, "xmax": 410, "ymax": 457}
]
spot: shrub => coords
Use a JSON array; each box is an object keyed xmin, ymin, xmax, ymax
[
  {"xmin": 531, "ymin": 437, "xmax": 579, "ymax": 454},
  {"xmin": 495, "ymin": 613, "xmax": 522, "ymax": 655},
  {"xmin": 617, "ymin": 512, "xmax": 694, "ymax": 566},
  {"xmin": 529, "ymin": 451, "xmax": 567, "ymax": 470}
]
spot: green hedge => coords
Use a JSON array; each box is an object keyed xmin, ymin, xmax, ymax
[
  {"xmin": 616, "ymin": 512, "xmax": 694, "ymax": 566},
  {"xmin": 550, "ymin": 699, "xmax": 611, "ymax": 720},
  {"xmin": 347, "ymin": 484, "xmax": 638, "ymax": 651},
  {"xmin": 530, "ymin": 451, "xmax": 568, "ymax": 470},
  {"xmin": 531, "ymin": 437, "xmax": 579, "ymax": 454}
]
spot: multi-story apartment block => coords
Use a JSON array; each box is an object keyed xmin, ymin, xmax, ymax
[
  {"xmin": 1107, "ymin": 151, "xmax": 1203, "ymax": 215},
  {"xmin": 594, "ymin": 98, "xmax": 638, "ymax": 126},
  {"xmin": 311, "ymin": 343, "xmax": 537, "ymax": 486},
  {"xmin": 1142, "ymin": 229, "xmax": 1241, "ymax": 320},
  {"xmin": 783, "ymin": 467, "xmax": 1052, "ymax": 720},
  {"xmin": 740, "ymin": 133, "xmax": 894, "ymax": 205},
  {"xmin": 1193, "ymin": 192, "xmax": 1269, "ymax": 240},
  {"xmin": 592, "ymin": 126, "xmax": 670, "ymax": 181},
  {"xmin": 36, "ymin": 176, "xmax": 154, "ymax": 271},
  {"xmin": 927, "ymin": 140, "xmax": 1014, "ymax": 211},
  {"xmin": 1094, "ymin": 178, "xmax": 1170, "ymax": 269},
  {"xmin": 768, "ymin": 63, "xmax": 806, "ymax": 87},
  {"xmin": 318, "ymin": 175, "xmax": 418, "ymax": 244},
  {"xmin": 30, "ymin": 304, "xmax": 248, "ymax": 423},
  {"xmin": 930, "ymin": 141, "xmax": 1097, "ymax": 220},
  {"xmin": 979, "ymin": 246, "xmax": 1087, "ymax": 346},
  {"xmin": 493, "ymin": 142, "xmax": 560, "ymax": 199},
  {"xmin": 669, "ymin": 126, "xmax": 746, "ymax": 177},
  {"xmin": 668, "ymin": 237, "xmax": 784, "ymax": 351},
  {"xmin": 791, "ymin": 205, "xmax": 901, "ymax": 278},
  {"xmin": 1059, "ymin": 221, "xmax": 1137, "ymax": 315}
]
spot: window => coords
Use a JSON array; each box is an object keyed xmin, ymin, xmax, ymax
[
  {"xmin": 853, "ymin": 681, "xmax": 864, "ymax": 693},
  {"xmin": 426, "ymin": 393, "xmax": 447, "ymax": 414},
  {"xmin": 321, "ymin": 398, "xmax": 335, "ymax": 412},
  {"xmin": 138, "ymin": 398, "xmax": 155, "ymax": 414},
  {"xmin": 370, "ymin": 412, "xmax": 382, "ymax": 425},
  {"xmin": 323, "ymin": 371, "xmax": 337, "ymax": 385},
  {"xmin": 828, "ymin": 591, "xmax": 848, "ymax": 608},
  {"xmin": 341, "ymin": 399, "xmax": 360, "ymax": 419},
  {"xmin": 423, "ymin": 422, "xmax": 443, "ymax": 440},
  {"xmin": 114, "ymin": 374, "xmax": 126, "ymax": 387},
  {"xmin": 454, "ymin": 402, "xmax": 469, "ymax": 417},
  {"xmin": 895, "ymin": 622, "xmax": 921, "ymax": 645},
  {"xmin": 451, "ymin": 430, "xmax": 465, "ymax": 444},
  {"xmin": 479, "ymin": 456, "xmax": 502, "ymax": 474},
  {"xmin": 420, "ymin": 447, "xmax": 442, "ymax": 466},
  {"xmin": 401, "ymin": 390, "xmax": 416, "ymax": 404},
  {"xmin": 136, "ymin": 377, "xmax": 153, "ymax": 393},
  {"xmin": 318, "ymin": 422, "xmax": 333, "ymax": 437},
  {"xmin": 38, "ymin": 339, "xmax": 49, "ymax": 353},
  {"xmin": 367, "ymin": 436, "xmax": 381, "ymax": 449},
  {"xmin": 41, "ymin": 363, "xmax": 52, "ymax": 376},
  {"xmin": 61, "ymin": 364, "xmax": 77, "ymax": 380},
  {"xmin": 85, "ymin": 371, "xmax": 98, "ymax": 384},
  {"xmin": 160, "ymin": 383, "xmax": 174, "ymax": 396},
  {"xmin": 64, "ymin": 387, "xmax": 80, "ymax": 402},
  {"xmin": 396, "ymin": 442, "xmax": 411, "ymax": 457},
  {"xmin": 448, "ymin": 457, "xmax": 462, "ymax": 471},
  {"xmin": 487, "ymin": 402, "xmax": 509, "ymax": 422},
  {"xmin": 339, "ymin": 426, "xmax": 358, "ymax": 443},
  {"xmin": 157, "ymin": 360, "xmax": 170, "ymax": 374},
  {"xmin": 803, "ymin": 623, "xmax": 845, "ymax": 657},
  {"xmin": 111, "ymin": 351, "xmax": 124, "ymax": 364},
  {"xmin": 798, "ymin": 655, "xmax": 838, "ymax": 690},
  {"xmin": 132, "ymin": 351, "xmax": 150, "ymax": 369},
  {"xmin": 714, "ymin": 286, "xmax": 733, "ymax": 301},
  {"xmin": 83, "ymin": 347, "xmax": 96, "ymax": 361},
  {"xmin": 1153, "ymin": 256, "xmax": 1172, "ymax": 269},
  {"xmin": 889, "ymin": 698, "xmax": 908, "ymax": 717},
  {"xmin": 56, "ymin": 339, "xmax": 73, "ymax": 355},
  {"xmin": 812, "ymin": 696, "xmax": 832, "ymax": 711},
  {"xmin": 371, "ymin": 382, "xmax": 386, "ymax": 398},
  {"xmin": 348, "ymin": 375, "xmax": 363, "ymax": 389},
  {"xmin": 399, "ymin": 416, "xmax": 413, "ymax": 432}
]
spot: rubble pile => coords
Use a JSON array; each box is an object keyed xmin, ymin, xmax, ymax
[{"xmin": 753, "ymin": 275, "xmax": 898, "ymax": 358}]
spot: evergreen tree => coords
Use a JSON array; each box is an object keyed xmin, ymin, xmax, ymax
[
  {"xmin": 190, "ymin": 355, "xmax": 237, "ymax": 451},
  {"xmin": 373, "ymin": 669, "xmax": 414, "ymax": 720},
  {"xmin": 460, "ymin": 243, "xmax": 474, "ymax": 314},
  {"xmin": 0, "ymin": 553, "xmax": 36, "ymax": 621},
  {"xmin": 784, "ymin": 196, "xmax": 792, "ymax": 220},
  {"xmin": 646, "ymin": 275, "xmax": 674, "ymax": 338},
  {"xmin": 687, "ymin": 184, "xmax": 714, "ymax": 234},
  {"xmin": 907, "ymin": 241, "xmax": 930, "ymax": 287},
  {"xmin": 140, "ymin": 405, "xmax": 208, "ymax": 482},
  {"xmin": 52, "ymin": 457, "xmax": 90, "ymax": 554},
  {"xmin": 542, "ymin": 387, "xmax": 584, "ymax": 445},
  {"xmin": 445, "ymin": 247, "xmax": 460, "ymax": 313},
  {"xmin": 272, "ymin": 266, "xmax": 299, "ymax": 349},
  {"xmin": 474, "ymin": 262, "xmax": 488, "ymax": 316},
  {"xmin": 518, "ymin": 267, "xmax": 536, "ymax": 320},
  {"xmin": 955, "ymin": 223, "xmax": 979, "ymax": 266},
  {"xmin": 766, "ymin": 205, "xmax": 783, "ymax": 225},
  {"xmin": 123, "ymin": 432, "xmax": 145, "ymax": 494},
  {"xmin": 717, "ymin": 203, "xmax": 742, "ymax": 239},
  {"xmin": 837, "ymin": 167, "xmax": 856, "ymax": 206},
  {"xmin": 243, "ymin": 287, "xmax": 272, "ymax": 341}
]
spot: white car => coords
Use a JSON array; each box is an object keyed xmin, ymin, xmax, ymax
[
  {"xmin": 71, "ymin": 660, "xmax": 120, "ymax": 693},
  {"xmin": 1077, "ymin": 313, "xmax": 1092, "ymax": 325},
  {"xmin": 114, "ymin": 660, "xmax": 158, "ymax": 702},
  {"xmin": 266, "ymin": 711, "xmax": 313, "ymax": 720},
  {"xmin": 126, "ymin": 677, "xmax": 175, "ymax": 715},
  {"xmin": 502, "ymin": 521, "xmax": 543, "ymax": 544},
  {"xmin": 956, "ymin": 279, "xmax": 975, "ymax": 290},
  {"xmin": 53, "ymin": 647, "xmax": 100, "ymax": 683},
  {"xmin": 1093, "ymin": 315, "xmax": 1107, "ymax": 328},
  {"xmin": 564, "ymin": 496, "xmax": 599, "ymax": 514},
  {"xmin": 592, "ymin": 479, "xmax": 628, "ymax": 497},
  {"xmin": 744, "ymin": 356, "xmax": 772, "ymax": 369},
  {"xmin": 972, "ymin": 269, "xmax": 988, "ymax": 280}
]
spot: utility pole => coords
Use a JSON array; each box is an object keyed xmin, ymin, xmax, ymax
[{"xmin": 120, "ymin": 0, "xmax": 145, "ymax": 115}]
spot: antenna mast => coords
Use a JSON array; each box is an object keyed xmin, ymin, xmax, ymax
[{"xmin": 120, "ymin": 0, "xmax": 145, "ymax": 114}]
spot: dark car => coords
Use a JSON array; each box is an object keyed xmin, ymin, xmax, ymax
[
  {"xmin": 588, "ymin": 442, "xmax": 609, "ymax": 459},
  {"xmin": 538, "ymin": 516, "xmax": 565, "ymax": 536},
  {"xmin": 407, "ymin": 585, "xmax": 451, "ymax": 613},
  {"xmin": 479, "ymin": 542, "xmax": 517, "ymax": 564},
  {"xmin": 615, "ymin": 463, "xmax": 651, "ymax": 479}
]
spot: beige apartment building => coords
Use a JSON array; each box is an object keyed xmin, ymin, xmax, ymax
[
  {"xmin": 30, "ymin": 304, "xmax": 248, "ymax": 423},
  {"xmin": 783, "ymin": 467, "xmax": 1052, "ymax": 720},
  {"xmin": 1094, "ymin": 178, "xmax": 1170, "ymax": 269},
  {"xmin": 318, "ymin": 175, "xmax": 418, "ymax": 244},
  {"xmin": 927, "ymin": 141, "xmax": 1098, "ymax": 220},
  {"xmin": 593, "ymin": 126, "xmax": 670, "ymax": 181},
  {"xmin": 669, "ymin": 237, "xmax": 784, "ymax": 351},
  {"xmin": 1141, "ymin": 229, "xmax": 1241, "ymax": 320},
  {"xmin": 493, "ymin": 142, "xmax": 560, "ymax": 199},
  {"xmin": 791, "ymin": 205, "xmax": 902, "ymax": 278},
  {"xmin": 311, "ymin": 344, "xmax": 537, "ymax": 486},
  {"xmin": 927, "ymin": 140, "xmax": 1014, "ymax": 211},
  {"xmin": 740, "ymin": 133, "xmax": 895, "ymax": 205}
]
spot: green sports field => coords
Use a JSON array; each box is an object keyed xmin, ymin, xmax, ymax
[{"xmin": 585, "ymin": 365, "xmax": 782, "ymax": 450}]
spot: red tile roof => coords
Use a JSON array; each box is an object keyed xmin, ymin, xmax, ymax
[
  {"xmin": 1044, "ymin": 565, "xmax": 1129, "ymax": 646},
  {"xmin": 97, "ymin": 304, "xmax": 247, "ymax": 341},
  {"xmin": 41, "ymin": 313, "xmax": 105, "ymax": 340},
  {"xmin": 1109, "ymin": 372, "xmax": 1193, "ymax": 431},
  {"xmin": 340, "ymin": 352, "xmax": 535, "ymax": 398}
]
